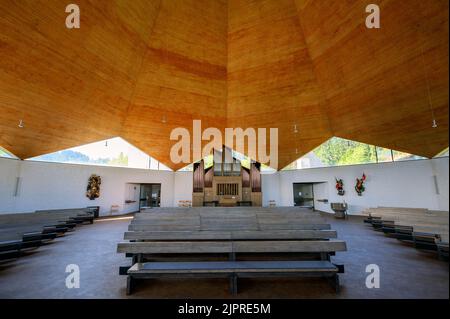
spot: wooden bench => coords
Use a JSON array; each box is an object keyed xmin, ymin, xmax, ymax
[
  {"xmin": 23, "ymin": 231, "xmax": 57, "ymax": 242},
  {"xmin": 128, "ymin": 223, "xmax": 332, "ymax": 232},
  {"xmin": 69, "ymin": 214, "xmax": 94, "ymax": 225},
  {"xmin": 412, "ymin": 232, "xmax": 440, "ymax": 251},
  {"xmin": 0, "ymin": 240, "xmax": 23, "ymax": 260},
  {"xmin": 0, "ymin": 209, "xmax": 95, "ymax": 264},
  {"xmin": 124, "ymin": 230, "xmax": 338, "ymax": 241},
  {"xmin": 117, "ymin": 240, "xmax": 347, "ymax": 265},
  {"xmin": 437, "ymin": 242, "xmax": 449, "ymax": 261},
  {"xmin": 0, "ymin": 238, "xmax": 44, "ymax": 260},
  {"xmin": 119, "ymin": 208, "xmax": 347, "ymax": 294},
  {"xmin": 389, "ymin": 225, "xmax": 414, "ymax": 241},
  {"xmin": 126, "ymin": 260, "xmax": 344, "ymax": 295}
]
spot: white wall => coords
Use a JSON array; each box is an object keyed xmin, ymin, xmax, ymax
[
  {"xmin": 261, "ymin": 173, "xmax": 280, "ymax": 206},
  {"xmin": 263, "ymin": 157, "xmax": 449, "ymax": 214},
  {"xmin": 173, "ymin": 171, "xmax": 193, "ymax": 206},
  {"xmin": 0, "ymin": 158, "xmax": 21, "ymax": 212},
  {"xmin": 1, "ymin": 157, "xmax": 448, "ymax": 216},
  {"xmin": 0, "ymin": 158, "xmax": 174, "ymax": 216}
]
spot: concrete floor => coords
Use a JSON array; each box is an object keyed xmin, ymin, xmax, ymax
[{"xmin": 0, "ymin": 214, "xmax": 448, "ymax": 299}]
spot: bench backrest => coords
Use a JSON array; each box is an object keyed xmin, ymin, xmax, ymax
[
  {"xmin": 117, "ymin": 240, "xmax": 347, "ymax": 254},
  {"xmin": 124, "ymin": 229, "xmax": 338, "ymax": 241},
  {"xmin": 128, "ymin": 223, "xmax": 331, "ymax": 231},
  {"xmin": 130, "ymin": 211, "xmax": 326, "ymax": 232}
]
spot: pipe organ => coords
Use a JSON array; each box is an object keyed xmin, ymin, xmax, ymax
[{"xmin": 192, "ymin": 146, "xmax": 262, "ymax": 207}]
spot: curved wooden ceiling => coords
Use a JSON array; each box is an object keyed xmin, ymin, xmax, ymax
[{"xmin": 0, "ymin": 0, "xmax": 448, "ymax": 170}]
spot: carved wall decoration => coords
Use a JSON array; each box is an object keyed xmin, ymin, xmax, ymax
[
  {"xmin": 86, "ymin": 174, "xmax": 101, "ymax": 200},
  {"xmin": 355, "ymin": 173, "xmax": 366, "ymax": 196},
  {"xmin": 335, "ymin": 178, "xmax": 345, "ymax": 196}
]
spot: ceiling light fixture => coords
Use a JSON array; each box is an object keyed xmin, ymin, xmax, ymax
[
  {"xmin": 293, "ymin": 124, "xmax": 298, "ymax": 134},
  {"xmin": 18, "ymin": 119, "xmax": 24, "ymax": 128},
  {"xmin": 432, "ymin": 119, "xmax": 438, "ymax": 128},
  {"xmin": 419, "ymin": 31, "xmax": 438, "ymax": 129}
]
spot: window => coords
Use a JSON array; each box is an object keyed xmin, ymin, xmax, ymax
[
  {"xmin": 392, "ymin": 150, "xmax": 427, "ymax": 162},
  {"xmin": 178, "ymin": 164, "xmax": 194, "ymax": 172},
  {"xmin": 282, "ymin": 137, "xmax": 430, "ymax": 170},
  {"xmin": 0, "ymin": 146, "xmax": 16, "ymax": 159},
  {"xmin": 434, "ymin": 147, "xmax": 449, "ymax": 158},
  {"xmin": 27, "ymin": 137, "xmax": 172, "ymax": 171},
  {"xmin": 375, "ymin": 146, "xmax": 393, "ymax": 163}
]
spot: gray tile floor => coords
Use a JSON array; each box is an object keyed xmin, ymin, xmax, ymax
[{"xmin": 0, "ymin": 214, "xmax": 448, "ymax": 298}]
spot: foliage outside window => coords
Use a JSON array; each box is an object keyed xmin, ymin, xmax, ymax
[{"xmin": 282, "ymin": 137, "xmax": 434, "ymax": 171}]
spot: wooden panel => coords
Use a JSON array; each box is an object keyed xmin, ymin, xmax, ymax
[
  {"xmin": 1, "ymin": 0, "xmax": 447, "ymax": 168},
  {"xmin": 233, "ymin": 240, "xmax": 347, "ymax": 253},
  {"xmin": 124, "ymin": 230, "xmax": 337, "ymax": 241},
  {"xmin": 0, "ymin": 0, "xmax": 161, "ymax": 158},
  {"xmin": 200, "ymin": 216, "xmax": 258, "ymax": 231},
  {"xmin": 295, "ymin": 0, "xmax": 449, "ymax": 158},
  {"xmin": 227, "ymin": 0, "xmax": 332, "ymax": 169},
  {"xmin": 193, "ymin": 161, "xmax": 205, "ymax": 193},
  {"xmin": 128, "ymin": 224, "xmax": 201, "ymax": 231},
  {"xmin": 117, "ymin": 241, "xmax": 232, "ymax": 254},
  {"xmin": 128, "ymin": 260, "xmax": 338, "ymax": 273},
  {"xmin": 121, "ymin": 0, "xmax": 227, "ymax": 170},
  {"xmin": 117, "ymin": 240, "xmax": 346, "ymax": 254}
]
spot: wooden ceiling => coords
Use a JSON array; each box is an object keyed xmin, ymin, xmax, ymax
[{"xmin": 0, "ymin": 0, "xmax": 448, "ymax": 170}]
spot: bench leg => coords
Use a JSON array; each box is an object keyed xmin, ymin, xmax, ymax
[
  {"xmin": 229, "ymin": 275, "xmax": 237, "ymax": 296},
  {"xmin": 132, "ymin": 253, "xmax": 144, "ymax": 264},
  {"xmin": 126, "ymin": 276, "xmax": 135, "ymax": 295},
  {"xmin": 119, "ymin": 266, "xmax": 131, "ymax": 276},
  {"xmin": 329, "ymin": 274, "xmax": 340, "ymax": 293},
  {"xmin": 320, "ymin": 252, "xmax": 330, "ymax": 261}
]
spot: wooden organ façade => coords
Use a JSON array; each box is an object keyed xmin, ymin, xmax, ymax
[{"xmin": 192, "ymin": 146, "xmax": 262, "ymax": 207}]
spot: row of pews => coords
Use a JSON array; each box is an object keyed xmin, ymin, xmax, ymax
[
  {"xmin": 117, "ymin": 207, "xmax": 347, "ymax": 295},
  {"xmin": 363, "ymin": 207, "xmax": 449, "ymax": 261},
  {"xmin": 0, "ymin": 209, "xmax": 95, "ymax": 263}
]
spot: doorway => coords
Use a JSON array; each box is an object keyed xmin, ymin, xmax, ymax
[
  {"xmin": 293, "ymin": 183, "xmax": 314, "ymax": 209},
  {"xmin": 139, "ymin": 183, "xmax": 161, "ymax": 209}
]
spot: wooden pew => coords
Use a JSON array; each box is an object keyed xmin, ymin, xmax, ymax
[
  {"xmin": 119, "ymin": 239, "xmax": 346, "ymax": 295},
  {"xmin": 363, "ymin": 207, "xmax": 449, "ymax": 259},
  {"xmin": 117, "ymin": 240, "xmax": 347, "ymax": 259},
  {"xmin": 126, "ymin": 260, "xmax": 344, "ymax": 295},
  {"xmin": 128, "ymin": 223, "xmax": 332, "ymax": 231},
  {"xmin": 124, "ymin": 230, "xmax": 338, "ymax": 241},
  {"xmin": 119, "ymin": 207, "xmax": 347, "ymax": 294}
]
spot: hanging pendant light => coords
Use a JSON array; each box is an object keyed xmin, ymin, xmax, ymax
[
  {"xmin": 432, "ymin": 118, "xmax": 438, "ymax": 128},
  {"xmin": 419, "ymin": 31, "xmax": 438, "ymax": 129},
  {"xmin": 18, "ymin": 119, "xmax": 24, "ymax": 128}
]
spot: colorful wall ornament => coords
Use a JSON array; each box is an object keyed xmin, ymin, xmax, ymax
[
  {"xmin": 86, "ymin": 174, "xmax": 101, "ymax": 200},
  {"xmin": 355, "ymin": 173, "xmax": 366, "ymax": 196}
]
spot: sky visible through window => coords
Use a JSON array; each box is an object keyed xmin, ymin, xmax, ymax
[
  {"xmin": 2, "ymin": 138, "xmax": 447, "ymax": 171},
  {"xmin": 0, "ymin": 146, "xmax": 16, "ymax": 159},
  {"xmin": 27, "ymin": 137, "xmax": 172, "ymax": 170}
]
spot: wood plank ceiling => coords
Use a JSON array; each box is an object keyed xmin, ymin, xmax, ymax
[{"xmin": 0, "ymin": 0, "xmax": 448, "ymax": 170}]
